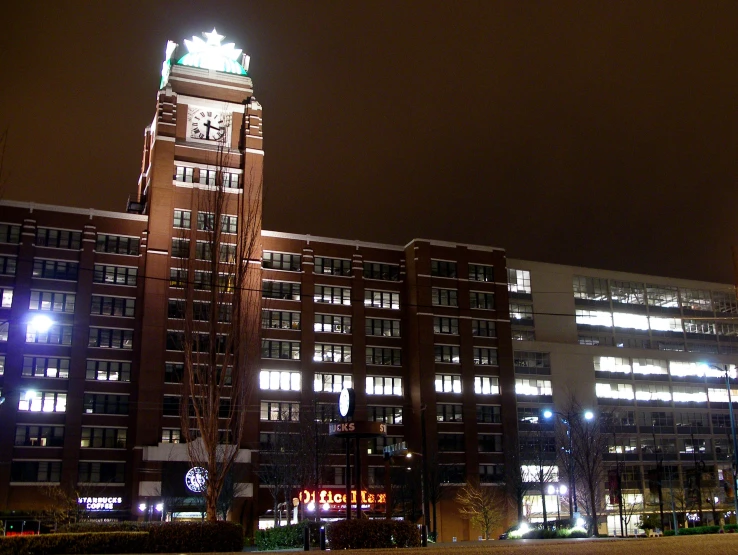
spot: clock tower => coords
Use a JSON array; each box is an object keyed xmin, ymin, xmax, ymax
[{"xmin": 130, "ymin": 30, "xmax": 263, "ymax": 524}]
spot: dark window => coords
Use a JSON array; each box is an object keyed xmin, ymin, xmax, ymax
[
  {"xmin": 36, "ymin": 228, "xmax": 81, "ymax": 249},
  {"xmin": 363, "ymin": 262, "xmax": 400, "ymax": 281},
  {"xmin": 33, "ymin": 259, "xmax": 79, "ymax": 281},
  {"xmin": 431, "ymin": 260, "xmax": 457, "ymax": 278},
  {"xmin": 96, "ymin": 234, "xmax": 140, "ymax": 255}
]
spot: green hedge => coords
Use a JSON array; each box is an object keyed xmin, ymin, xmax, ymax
[
  {"xmin": 255, "ymin": 521, "xmax": 323, "ymax": 550},
  {"xmin": 0, "ymin": 532, "xmax": 148, "ymax": 555},
  {"xmin": 664, "ymin": 524, "xmax": 738, "ymax": 536},
  {"xmin": 0, "ymin": 522, "xmax": 243, "ymax": 554},
  {"xmin": 326, "ymin": 520, "xmax": 421, "ymax": 549}
]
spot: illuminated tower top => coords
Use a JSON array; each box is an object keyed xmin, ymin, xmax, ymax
[{"xmin": 160, "ymin": 29, "xmax": 251, "ymax": 89}]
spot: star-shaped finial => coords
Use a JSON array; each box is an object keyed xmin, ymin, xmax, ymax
[{"xmin": 204, "ymin": 28, "xmax": 224, "ymax": 46}]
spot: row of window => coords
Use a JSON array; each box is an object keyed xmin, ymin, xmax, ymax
[
  {"xmin": 259, "ymin": 340, "xmax": 497, "ymax": 367},
  {"xmin": 9, "ymin": 461, "xmax": 124, "ymax": 484},
  {"xmin": 264, "ymin": 253, "xmax": 402, "ymax": 282},
  {"xmin": 171, "ymin": 239, "xmax": 237, "ymax": 263},
  {"xmin": 174, "ymin": 166, "xmax": 241, "ymax": 189},
  {"xmin": 172, "ymin": 209, "xmax": 239, "ymax": 233},
  {"xmin": 17, "ymin": 392, "xmax": 128, "ymax": 414},
  {"xmin": 14, "ymin": 425, "xmax": 126, "ymax": 449},
  {"xmin": 594, "ymin": 356, "xmax": 734, "ymax": 380},
  {"xmin": 573, "ymin": 275, "xmax": 738, "ymax": 313},
  {"xmin": 596, "ymin": 381, "xmax": 738, "ymax": 404},
  {"xmin": 18, "ymin": 358, "xmax": 130, "ymax": 381}
]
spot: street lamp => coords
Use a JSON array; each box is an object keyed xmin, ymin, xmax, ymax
[
  {"xmin": 28, "ymin": 314, "xmax": 54, "ymax": 333},
  {"xmin": 547, "ymin": 484, "xmax": 567, "ymax": 525},
  {"xmin": 543, "ymin": 408, "xmax": 593, "ymax": 527}
]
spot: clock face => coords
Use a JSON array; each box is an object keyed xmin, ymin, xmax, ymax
[
  {"xmin": 185, "ymin": 466, "xmax": 208, "ymax": 493},
  {"xmin": 339, "ymin": 388, "xmax": 354, "ymax": 418},
  {"xmin": 191, "ymin": 110, "xmax": 226, "ymax": 141}
]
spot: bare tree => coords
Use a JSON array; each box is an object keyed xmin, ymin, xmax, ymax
[
  {"xmin": 178, "ymin": 112, "xmax": 262, "ymax": 521},
  {"xmin": 257, "ymin": 411, "xmax": 301, "ymax": 526},
  {"xmin": 565, "ymin": 398, "xmax": 610, "ymax": 534},
  {"xmin": 42, "ymin": 485, "xmax": 83, "ymax": 530},
  {"xmin": 455, "ymin": 481, "xmax": 506, "ymax": 540},
  {"xmin": 507, "ymin": 439, "xmax": 534, "ymax": 523},
  {"xmin": 519, "ymin": 427, "xmax": 557, "ymax": 528}
]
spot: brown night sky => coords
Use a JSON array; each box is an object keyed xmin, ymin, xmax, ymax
[{"xmin": 2, "ymin": 1, "xmax": 738, "ymax": 283}]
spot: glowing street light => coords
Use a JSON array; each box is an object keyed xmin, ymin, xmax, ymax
[{"xmin": 29, "ymin": 314, "xmax": 53, "ymax": 333}]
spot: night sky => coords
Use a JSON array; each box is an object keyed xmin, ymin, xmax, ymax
[{"xmin": 3, "ymin": 2, "xmax": 738, "ymax": 283}]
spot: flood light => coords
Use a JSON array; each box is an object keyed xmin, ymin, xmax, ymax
[{"xmin": 29, "ymin": 314, "xmax": 53, "ymax": 333}]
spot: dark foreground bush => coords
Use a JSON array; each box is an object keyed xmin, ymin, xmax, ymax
[
  {"xmin": 147, "ymin": 521, "xmax": 243, "ymax": 552},
  {"xmin": 327, "ymin": 519, "xmax": 421, "ymax": 549},
  {"xmin": 255, "ymin": 521, "xmax": 324, "ymax": 550},
  {"xmin": 0, "ymin": 532, "xmax": 148, "ymax": 555},
  {"xmin": 664, "ymin": 524, "xmax": 738, "ymax": 536},
  {"xmin": 0, "ymin": 521, "xmax": 243, "ymax": 554}
]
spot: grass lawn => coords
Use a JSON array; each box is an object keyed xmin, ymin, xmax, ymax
[{"xmin": 271, "ymin": 534, "xmax": 738, "ymax": 555}]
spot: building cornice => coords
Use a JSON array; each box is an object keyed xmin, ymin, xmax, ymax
[{"xmin": 0, "ymin": 200, "xmax": 149, "ymax": 222}]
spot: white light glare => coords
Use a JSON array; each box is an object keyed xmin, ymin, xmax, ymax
[
  {"xmin": 559, "ymin": 484, "xmax": 568, "ymax": 495},
  {"xmin": 584, "ymin": 411, "xmax": 594, "ymax": 421},
  {"xmin": 307, "ymin": 502, "xmax": 315, "ymax": 512},
  {"xmin": 25, "ymin": 390, "xmax": 38, "ymax": 401},
  {"xmin": 138, "ymin": 503, "xmax": 147, "ymax": 512},
  {"xmin": 155, "ymin": 503, "xmax": 163, "ymax": 512},
  {"xmin": 322, "ymin": 502, "xmax": 330, "ymax": 511},
  {"xmin": 576, "ymin": 517, "xmax": 585, "ymax": 527},
  {"xmin": 518, "ymin": 523, "xmax": 529, "ymax": 534},
  {"xmin": 29, "ymin": 314, "xmax": 53, "ymax": 333},
  {"xmin": 543, "ymin": 410, "xmax": 553, "ymax": 419}
]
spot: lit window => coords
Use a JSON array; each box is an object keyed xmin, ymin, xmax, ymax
[
  {"xmin": 18, "ymin": 391, "xmax": 67, "ymax": 413},
  {"xmin": 610, "ymin": 281, "xmax": 645, "ymax": 305},
  {"xmin": 632, "ymin": 358, "xmax": 667, "ymax": 376},
  {"xmin": 576, "ymin": 310, "xmax": 612, "ymax": 327},
  {"xmin": 314, "ymin": 314, "xmax": 352, "ymax": 333},
  {"xmin": 613, "ymin": 312, "xmax": 649, "ymax": 330},
  {"xmin": 475, "ymin": 376, "xmax": 499, "ymax": 395},
  {"xmin": 435, "ymin": 374, "xmax": 462, "ymax": 393},
  {"xmin": 594, "ymin": 356, "xmax": 631, "ymax": 374},
  {"xmin": 635, "ymin": 384, "xmax": 671, "ymax": 402},
  {"xmin": 672, "ymin": 385, "xmax": 707, "ymax": 403},
  {"xmin": 680, "ymin": 289, "xmax": 712, "ymax": 311},
  {"xmin": 1, "ymin": 288, "xmax": 12, "ymax": 308},
  {"xmin": 521, "ymin": 465, "xmax": 559, "ymax": 483},
  {"xmin": 595, "ymin": 382, "xmax": 634, "ymax": 400},
  {"xmin": 259, "ymin": 370, "xmax": 301, "ymax": 392},
  {"xmin": 649, "ymin": 316, "xmax": 682, "ymax": 332},
  {"xmin": 316, "ymin": 286, "xmax": 351, "ymax": 305},
  {"xmin": 515, "ymin": 379, "xmax": 551, "ymax": 397},
  {"xmin": 366, "ymin": 376, "xmax": 402, "ymax": 396},
  {"xmin": 314, "ymin": 373, "xmax": 352, "ymax": 393},
  {"xmin": 573, "ymin": 276, "xmax": 609, "ymax": 301},
  {"xmin": 314, "ymin": 344, "xmax": 352, "ymax": 363},
  {"xmin": 646, "ymin": 285, "xmax": 679, "ymax": 308},
  {"xmin": 507, "ymin": 269, "xmax": 531, "ymax": 293}
]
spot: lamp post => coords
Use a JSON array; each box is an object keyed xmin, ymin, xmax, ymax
[
  {"xmin": 543, "ymin": 409, "xmax": 593, "ymax": 527},
  {"xmin": 547, "ymin": 484, "xmax": 567, "ymax": 526}
]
